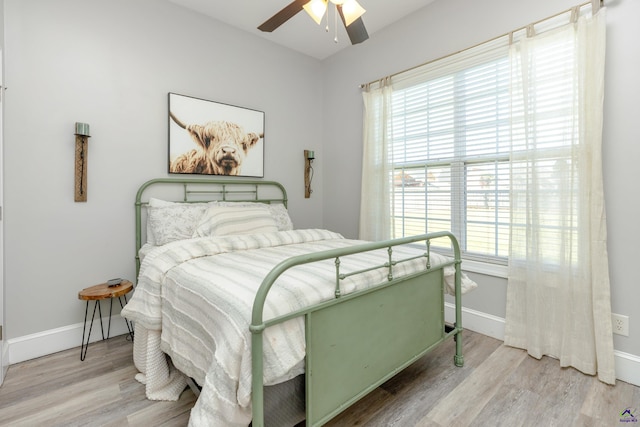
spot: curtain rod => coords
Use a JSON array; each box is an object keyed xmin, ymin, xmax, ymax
[{"xmin": 359, "ymin": 0, "xmax": 602, "ymax": 89}]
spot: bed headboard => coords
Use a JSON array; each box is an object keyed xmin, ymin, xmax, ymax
[{"xmin": 135, "ymin": 178, "xmax": 288, "ymax": 276}]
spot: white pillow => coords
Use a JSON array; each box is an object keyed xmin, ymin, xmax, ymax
[
  {"xmin": 193, "ymin": 205, "xmax": 279, "ymax": 237},
  {"xmin": 267, "ymin": 204, "xmax": 294, "ymax": 231},
  {"xmin": 210, "ymin": 201, "xmax": 294, "ymax": 231},
  {"xmin": 146, "ymin": 198, "xmax": 207, "ymax": 245}
]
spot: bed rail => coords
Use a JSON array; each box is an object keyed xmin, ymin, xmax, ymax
[{"xmin": 249, "ymin": 231, "xmax": 464, "ymax": 427}]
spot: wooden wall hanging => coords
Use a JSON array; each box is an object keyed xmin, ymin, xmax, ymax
[
  {"xmin": 304, "ymin": 150, "xmax": 315, "ymax": 198},
  {"xmin": 74, "ymin": 122, "xmax": 90, "ymax": 202}
]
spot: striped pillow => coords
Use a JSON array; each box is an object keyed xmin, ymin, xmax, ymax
[
  {"xmin": 209, "ymin": 201, "xmax": 294, "ymax": 231},
  {"xmin": 193, "ymin": 205, "xmax": 278, "ymax": 237}
]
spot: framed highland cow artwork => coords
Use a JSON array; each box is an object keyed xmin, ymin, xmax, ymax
[{"xmin": 168, "ymin": 93, "xmax": 265, "ymax": 177}]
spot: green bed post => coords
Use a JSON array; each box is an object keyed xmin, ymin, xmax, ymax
[
  {"xmin": 249, "ymin": 324, "xmax": 265, "ymax": 427},
  {"xmin": 134, "ymin": 180, "xmax": 155, "ymax": 280},
  {"xmin": 135, "ymin": 200, "xmax": 142, "ymax": 278},
  {"xmin": 250, "ymin": 264, "xmax": 288, "ymax": 427},
  {"xmin": 453, "ymin": 259, "xmax": 464, "ymax": 367},
  {"xmin": 449, "ymin": 233, "xmax": 464, "ymax": 367}
]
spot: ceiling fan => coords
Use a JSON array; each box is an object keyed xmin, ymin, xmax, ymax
[{"xmin": 258, "ymin": 0, "xmax": 369, "ymax": 45}]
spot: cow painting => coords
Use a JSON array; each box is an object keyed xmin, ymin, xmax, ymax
[{"xmin": 169, "ymin": 111, "xmax": 263, "ymax": 176}]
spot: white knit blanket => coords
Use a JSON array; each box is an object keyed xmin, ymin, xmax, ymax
[{"xmin": 122, "ymin": 229, "xmax": 476, "ymax": 426}]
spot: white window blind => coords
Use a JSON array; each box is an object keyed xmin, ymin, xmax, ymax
[{"xmin": 389, "ymin": 42, "xmax": 511, "ymax": 262}]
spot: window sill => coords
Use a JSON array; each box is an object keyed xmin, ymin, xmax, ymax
[{"xmin": 461, "ymin": 258, "xmax": 508, "ymax": 279}]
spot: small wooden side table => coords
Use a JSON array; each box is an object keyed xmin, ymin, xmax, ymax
[{"xmin": 78, "ymin": 280, "xmax": 134, "ymax": 361}]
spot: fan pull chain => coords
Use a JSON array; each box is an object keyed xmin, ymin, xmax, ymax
[
  {"xmin": 334, "ymin": 4, "xmax": 338, "ymax": 43},
  {"xmin": 324, "ymin": 2, "xmax": 331, "ymax": 33},
  {"xmin": 325, "ymin": 2, "xmax": 329, "ymax": 33}
]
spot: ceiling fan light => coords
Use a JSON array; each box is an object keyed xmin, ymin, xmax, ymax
[
  {"xmin": 303, "ymin": 0, "xmax": 328, "ymax": 25},
  {"xmin": 341, "ymin": 0, "xmax": 366, "ymax": 26}
]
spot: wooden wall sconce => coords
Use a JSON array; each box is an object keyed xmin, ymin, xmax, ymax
[
  {"xmin": 304, "ymin": 150, "xmax": 315, "ymax": 198},
  {"xmin": 74, "ymin": 122, "xmax": 91, "ymax": 202}
]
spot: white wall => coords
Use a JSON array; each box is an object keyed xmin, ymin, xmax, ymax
[
  {"xmin": 3, "ymin": 0, "xmax": 324, "ymax": 341},
  {"xmin": 321, "ymin": 0, "xmax": 640, "ymax": 362}
]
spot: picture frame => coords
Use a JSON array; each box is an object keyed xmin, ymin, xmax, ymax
[{"xmin": 168, "ymin": 93, "xmax": 265, "ymax": 177}]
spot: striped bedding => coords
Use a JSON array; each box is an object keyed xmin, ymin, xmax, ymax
[{"xmin": 122, "ymin": 229, "xmax": 475, "ymax": 427}]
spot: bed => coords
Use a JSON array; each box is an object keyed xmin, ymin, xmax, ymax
[{"xmin": 122, "ymin": 177, "xmax": 477, "ymax": 427}]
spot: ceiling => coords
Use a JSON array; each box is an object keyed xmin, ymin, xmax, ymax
[{"xmin": 168, "ymin": 0, "xmax": 437, "ymax": 60}]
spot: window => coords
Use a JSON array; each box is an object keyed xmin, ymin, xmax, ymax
[{"xmin": 390, "ymin": 56, "xmax": 511, "ymax": 263}]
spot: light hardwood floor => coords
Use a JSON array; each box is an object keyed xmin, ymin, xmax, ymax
[{"xmin": 0, "ymin": 331, "xmax": 637, "ymax": 426}]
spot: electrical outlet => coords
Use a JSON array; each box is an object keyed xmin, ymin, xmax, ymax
[{"xmin": 612, "ymin": 313, "xmax": 629, "ymax": 336}]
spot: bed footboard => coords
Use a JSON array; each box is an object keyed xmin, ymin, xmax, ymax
[
  {"xmin": 306, "ymin": 268, "xmax": 444, "ymax": 425},
  {"xmin": 250, "ymin": 231, "xmax": 464, "ymax": 427}
]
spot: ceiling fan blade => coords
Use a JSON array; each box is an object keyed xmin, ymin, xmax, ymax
[
  {"xmin": 258, "ymin": 0, "xmax": 309, "ymax": 32},
  {"xmin": 337, "ymin": 5, "xmax": 369, "ymax": 45}
]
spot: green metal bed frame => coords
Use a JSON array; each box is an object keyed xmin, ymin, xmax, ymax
[{"xmin": 135, "ymin": 178, "xmax": 464, "ymax": 427}]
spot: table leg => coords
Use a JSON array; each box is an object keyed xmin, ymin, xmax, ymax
[
  {"xmin": 107, "ymin": 297, "xmax": 113, "ymax": 339},
  {"xmin": 80, "ymin": 301, "xmax": 99, "ymax": 361},
  {"xmin": 98, "ymin": 300, "xmax": 105, "ymax": 340}
]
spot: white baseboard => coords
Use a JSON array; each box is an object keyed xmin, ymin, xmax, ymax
[
  {"xmin": 6, "ymin": 305, "xmax": 639, "ymax": 387},
  {"xmin": 444, "ymin": 302, "xmax": 506, "ymax": 341},
  {"xmin": 444, "ymin": 302, "xmax": 639, "ymax": 387},
  {"xmin": 613, "ymin": 350, "xmax": 640, "ymax": 387},
  {"xmin": 8, "ymin": 316, "xmax": 131, "ymax": 365},
  {"xmin": 1, "ymin": 340, "xmax": 8, "ymax": 383}
]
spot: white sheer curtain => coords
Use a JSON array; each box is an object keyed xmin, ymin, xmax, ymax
[
  {"xmin": 504, "ymin": 7, "xmax": 615, "ymax": 384},
  {"xmin": 359, "ymin": 80, "xmax": 393, "ymax": 241}
]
